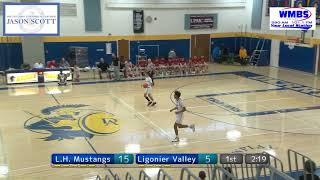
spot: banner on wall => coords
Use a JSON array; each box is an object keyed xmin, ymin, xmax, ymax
[
  {"xmin": 294, "ymin": 0, "xmax": 320, "ymax": 25},
  {"xmin": 294, "ymin": 0, "xmax": 311, "ymax": 7},
  {"xmin": 269, "ymin": 7, "xmax": 316, "ymax": 30},
  {"xmin": 6, "ymin": 72, "xmax": 38, "ymax": 84},
  {"xmin": 3, "ymin": 2, "xmax": 60, "ymax": 36},
  {"xmin": 106, "ymin": 43, "xmax": 112, "ymax": 54},
  {"xmin": 133, "ymin": 10, "xmax": 144, "ymax": 33},
  {"xmin": 184, "ymin": 14, "xmax": 218, "ymax": 30},
  {"xmin": 43, "ymin": 70, "xmax": 72, "ymax": 82},
  {"xmin": 266, "ymin": 0, "xmax": 291, "ymax": 16}
]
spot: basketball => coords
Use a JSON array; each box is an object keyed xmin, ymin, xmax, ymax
[{"xmin": 143, "ymin": 83, "xmax": 148, "ymax": 88}]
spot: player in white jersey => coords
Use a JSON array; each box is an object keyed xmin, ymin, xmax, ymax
[
  {"xmin": 57, "ymin": 70, "xmax": 68, "ymax": 86},
  {"xmin": 144, "ymin": 72, "xmax": 156, "ymax": 106},
  {"xmin": 170, "ymin": 90, "xmax": 195, "ymax": 142}
]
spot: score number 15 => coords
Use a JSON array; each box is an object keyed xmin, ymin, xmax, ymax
[{"xmin": 115, "ymin": 154, "xmax": 134, "ymax": 164}]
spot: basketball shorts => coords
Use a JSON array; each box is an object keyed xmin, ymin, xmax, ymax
[
  {"xmin": 175, "ymin": 114, "xmax": 183, "ymax": 124},
  {"xmin": 145, "ymin": 87, "xmax": 152, "ymax": 94}
]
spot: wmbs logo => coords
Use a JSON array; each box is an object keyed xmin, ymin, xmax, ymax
[
  {"xmin": 279, "ymin": 8, "xmax": 312, "ymax": 20},
  {"xmin": 270, "ymin": 7, "xmax": 316, "ymax": 30}
]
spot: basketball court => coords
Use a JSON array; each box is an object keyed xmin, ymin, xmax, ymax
[
  {"xmin": 1, "ymin": 0, "xmax": 320, "ymax": 179},
  {"xmin": 0, "ymin": 64, "xmax": 318, "ymax": 179}
]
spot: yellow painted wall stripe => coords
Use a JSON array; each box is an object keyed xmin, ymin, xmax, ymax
[
  {"xmin": 0, "ymin": 37, "xmax": 22, "ymax": 43},
  {"xmin": 42, "ymin": 34, "xmax": 191, "ymax": 42}
]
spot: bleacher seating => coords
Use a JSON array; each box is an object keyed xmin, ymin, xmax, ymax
[{"xmin": 134, "ymin": 56, "xmax": 209, "ymax": 79}]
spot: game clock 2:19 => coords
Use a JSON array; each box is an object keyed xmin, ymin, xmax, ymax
[{"xmin": 245, "ymin": 154, "xmax": 269, "ymax": 164}]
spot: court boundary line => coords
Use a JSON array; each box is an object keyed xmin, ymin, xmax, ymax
[
  {"xmin": 109, "ymin": 93, "xmax": 172, "ymax": 139},
  {"xmin": 0, "ymin": 71, "xmax": 233, "ymax": 91},
  {"xmin": 194, "ymin": 72, "xmax": 320, "ymax": 117},
  {"xmin": 12, "ymin": 70, "xmax": 320, "ymax": 178},
  {"xmin": 203, "ymin": 83, "xmax": 317, "ymax": 129},
  {"xmin": 2, "ymin": 70, "xmax": 320, "ymax": 99},
  {"xmin": 4, "ymin": 70, "xmax": 320, "ymax": 103},
  {"xmin": 45, "ymin": 86, "xmax": 60, "ymax": 105},
  {"xmin": 137, "ymin": 97, "xmax": 293, "ymax": 115},
  {"xmin": 169, "ymin": 77, "xmax": 320, "ymax": 135}
]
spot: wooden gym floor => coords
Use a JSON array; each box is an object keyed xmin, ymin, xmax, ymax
[{"xmin": 0, "ymin": 64, "xmax": 319, "ymax": 179}]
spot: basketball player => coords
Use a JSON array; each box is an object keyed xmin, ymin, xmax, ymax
[
  {"xmin": 170, "ymin": 90, "xmax": 195, "ymax": 142},
  {"xmin": 144, "ymin": 72, "xmax": 156, "ymax": 106},
  {"xmin": 146, "ymin": 59, "xmax": 155, "ymax": 86},
  {"xmin": 57, "ymin": 70, "xmax": 68, "ymax": 86}
]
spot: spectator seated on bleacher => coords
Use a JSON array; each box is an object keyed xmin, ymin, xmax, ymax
[
  {"xmin": 221, "ymin": 44, "xmax": 229, "ymax": 63},
  {"xmin": 116, "ymin": 56, "xmax": 209, "ymax": 80},
  {"xmin": 33, "ymin": 61, "xmax": 44, "ymax": 69},
  {"xmin": 227, "ymin": 53, "xmax": 235, "ymax": 64},
  {"xmin": 188, "ymin": 58, "xmax": 196, "ymax": 74},
  {"xmin": 171, "ymin": 58, "xmax": 180, "ymax": 74},
  {"xmin": 212, "ymin": 46, "xmax": 221, "ymax": 63},
  {"xmin": 124, "ymin": 60, "xmax": 134, "ymax": 78},
  {"xmin": 138, "ymin": 58, "xmax": 148, "ymax": 76},
  {"xmin": 199, "ymin": 56, "xmax": 208, "ymax": 73},
  {"xmin": 97, "ymin": 58, "xmax": 111, "ymax": 79},
  {"xmin": 59, "ymin": 58, "xmax": 70, "ymax": 68},
  {"xmin": 299, "ymin": 160, "xmax": 320, "ymax": 180},
  {"xmin": 179, "ymin": 58, "xmax": 187, "ymax": 75},
  {"xmin": 238, "ymin": 46, "xmax": 249, "ymax": 65},
  {"xmin": 159, "ymin": 58, "xmax": 168, "ymax": 75},
  {"xmin": 47, "ymin": 60, "xmax": 57, "ymax": 68}
]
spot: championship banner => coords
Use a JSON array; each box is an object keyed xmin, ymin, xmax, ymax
[
  {"xmin": 185, "ymin": 14, "xmax": 217, "ymax": 30},
  {"xmin": 266, "ymin": 0, "xmax": 290, "ymax": 16},
  {"xmin": 3, "ymin": 2, "xmax": 60, "ymax": 36},
  {"xmin": 6, "ymin": 72, "xmax": 38, "ymax": 84},
  {"xmin": 133, "ymin": 10, "xmax": 144, "ymax": 33},
  {"xmin": 43, "ymin": 70, "xmax": 72, "ymax": 82},
  {"xmin": 294, "ymin": 0, "xmax": 310, "ymax": 7}
]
